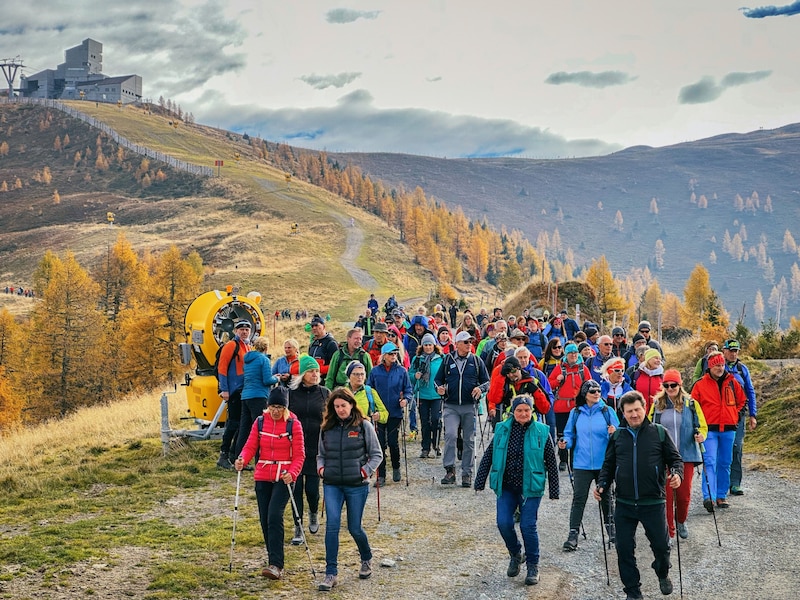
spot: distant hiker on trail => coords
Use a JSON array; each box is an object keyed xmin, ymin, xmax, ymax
[
  {"xmin": 363, "ymin": 322, "xmax": 389, "ymax": 366},
  {"xmin": 217, "ymin": 319, "xmax": 253, "ymax": 470},
  {"xmin": 435, "ymin": 331, "xmax": 490, "ymax": 487},
  {"xmin": 308, "ymin": 315, "xmax": 338, "ymax": 377},
  {"xmin": 474, "ymin": 395, "xmax": 560, "ymax": 587},
  {"xmin": 367, "ymin": 293, "xmax": 379, "ymax": 315},
  {"xmin": 356, "ymin": 308, "xmax": 376, "ymax": 341},
  {"xmin": 623, "ymin": 333, "xmax": 648, "ymax": 369},
  {"xmin": 409, "ymin": 333, "xmax": 445, "ymax": 458},
  {"xmin": 272, "ymin": 338, "xmax": 300, "ymax": 385},
  {"xmin": 366, "ymin": 342, "xmax": 413, "ymax": 487},
  {"xmin": 721, "ymin": 339, "xmax": 757, "ymax": 496},
  {"xmin": 559, "ymin": 309, "xmax": 580, "ymax": 341},
  {"xmin": 637, "ymin": 320, "xmax": 665, "ymax": 361},
  {"xmin": 316, "ymin": 387, "xmax": 383, "ymax": 591},
  {"xmin": 610, "ymin": 326, "xmax": 628, "ymax": 358},
  {"xmin": 456, "ymin": 311, "xmax": 481, "ymax": 344},
  {"xmin": 594, "ymin": 391, "xmax": 683, "ymax": 600},
  {"xmin": 235, "ymin": 387, "xmax": 305, "ymax": 581},
  {"xmin": 235, "ymin": 336, "xmax": 279, "ymax": 460},
  {"xmin": 345, "ymin": 361, "xmax": 388, "ymax": 425},
  {"xmin": 288, "ymin": 355, "xmax": 330, "ymax": 543},
  {"xmin": 690, "ymin": 340, "xmax": 719, "ymax": 386},
  {"xmin": 649, "ymin": 369, "xmax": 708, "ymax": 541},
  {"xmin": 691, "ymin": 351, "xmax": 745, "ymax": 511},
  {"xmin": 325, "ymin": 327, "xmax": 372, "ymax": 390},
  {"xmin": 558, "ymin": 379, "xmax": 619, "ymax": 552}
]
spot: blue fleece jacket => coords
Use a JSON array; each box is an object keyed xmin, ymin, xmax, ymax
[
  {"xmin": 366, "ymin": 362, "xmax": 413, "ymax": 418},
  {"xmin": 562, "ymin": 400, "xmax": 620, "ymax": 470}
]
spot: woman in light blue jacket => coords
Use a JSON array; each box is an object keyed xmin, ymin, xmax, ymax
[
  {"xmin": 558, "ymin": 379, "xmax": 619, "ymax": 551},
  {"xmin": 236, "ymin": 336, "xmax": 279, "ymax": 458},
  {"xmin": 409, "ymin": 333, "xmax": 445, "ymax": 458}
]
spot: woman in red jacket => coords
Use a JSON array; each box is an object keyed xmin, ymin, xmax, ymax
[
  {"xmin": 548, "ymin": 343, "xmax": 591, "ymax": 470},
  {"xmin": 235, "ymin": 387, "xmax": 305, "ymax": 581},
  {"xmin": 634, "ymin": 348, "xmax": 664, "ymax": 415}
]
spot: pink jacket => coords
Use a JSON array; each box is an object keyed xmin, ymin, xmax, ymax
[{"xmin": 240, "ymin": 411, "xmax": 305, "ymax": 482}]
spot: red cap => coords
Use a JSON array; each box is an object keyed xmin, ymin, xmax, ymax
[{"xmin": 663, "ymin": 369, "xmax": 682, "ymax": 385}]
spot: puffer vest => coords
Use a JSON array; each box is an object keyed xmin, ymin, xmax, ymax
[{"xmin": 321, "ymin": 418, "xmax": 368, "ymax": 486}]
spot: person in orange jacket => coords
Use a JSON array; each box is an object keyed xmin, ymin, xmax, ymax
[{"xmin": 690, "ymin": 351, "xmax": 745, "ymax": 510}]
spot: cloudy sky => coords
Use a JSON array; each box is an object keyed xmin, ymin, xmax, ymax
[{"xmin": 3, "ymin": 0, "xmax": 800, "ymax": 158}]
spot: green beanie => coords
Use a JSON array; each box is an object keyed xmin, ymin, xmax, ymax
[{"xmin": 298, "ymin": 354, "xmax": 320, "ymax": 376}]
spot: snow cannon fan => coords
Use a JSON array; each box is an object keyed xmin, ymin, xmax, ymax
[{"xmin": 181, "ymin": 286, "xmax": 264, "ymax": 426}]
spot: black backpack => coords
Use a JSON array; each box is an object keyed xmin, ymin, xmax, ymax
[{"xmin": 213, "ymin": 340, "xmax": 241, "ymax": 382}]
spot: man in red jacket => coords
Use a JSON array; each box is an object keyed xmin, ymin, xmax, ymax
[{"xmin": 691, "ymin": 351, "xmax": 745, "ymax": 510}]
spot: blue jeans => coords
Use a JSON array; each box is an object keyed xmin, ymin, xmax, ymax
[
  {"xmin": 730, "ymin": 412, "xmax": 746, "ymax": 489},
  {"xmin": 701, "ymin": 429, "xmax": 736, "ymax": 501},
  {"xmin": 323, "ymin": 483, "xmax": 372, "ymax": 575},
  {"xmin": 496, "ymin": 489, "xmax": 542, "ymax": 567}
]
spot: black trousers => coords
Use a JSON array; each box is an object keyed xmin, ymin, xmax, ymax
[
  {"xmin": 220, "ymin": 388, "xmax": 242, "ymax": 457},
  {"xmin": 377, "ymin": 417, "xmax": 402, "ymax": 477},
  {"xmin": 615, "ymin": 501, "xmax": 670, "ymax": 597}
]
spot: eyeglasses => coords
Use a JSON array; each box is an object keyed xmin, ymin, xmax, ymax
[
  {"xmin": 267, "ymin": 405, "xmax": 284, "ymax": 411},
  {"xmin": 351, "ymin": 372, "xmax": 366, "ymax": 376},
  {"xmin": 600, "ymin": 342, "xmax": 612, "ymax": 346},
  {"xmin": 387, "ymin": 333, "xmax": 397, "ymax": 337},
  {"xmin": 663, "ymin": 383, "xmax": 680, "ymax": 389},
  {"xmin": 613, "ymin": 334, "xmax": 624, "ymax": 337}
]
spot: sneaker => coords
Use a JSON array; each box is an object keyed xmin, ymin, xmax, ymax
[
  {"xmin": 318, "ymin": 574, "xmax": 338, "ymax": 591},
  {"xmin": 393, "ymin": 468, "xmax": 402, "ymax": 482},
  {"xmin": 716, "ymin": 499, "xmax": 730, "ymax": 508},
  {"xmin": 506, "ymin": 552, "xmax": 523, "ymax": 577},
  {"xmin": 262, "ymin": 565, "xmax": 283, "ymax": 580},
  {"xmin": 559, "ymin": 461, "xmax": 567, "ymax": 472},
  {"xmin": 441, "ymin": 467, "xmax": 456, "ymax": 485},
  {"xmin": 358, "ymin": 560, "xmax": 372, "ymax": 579},
  {"xmin": 730, "ymin": 486, "xmax": 744, "ymax": 496},
  {"xmin": 676, "ymin": 521, "xmax": 688, "ymax": 539},
  {"xmin": 374, "ymin": 476, "xmax": 385, "ymax": 488},
  {"xmin": 291, "ymin": 524, "xmax": 303, "ymax": 545},
  {"xmin": 659, "ymin": 576, "xmax": 674, "ymax": 595},
  {"xmin": 216, "ymin": 452, "xmax": 234, "ymax": 470},
  {"xmin": 309, "ymin": 512, "xmax": 319, "ymax": 534},
  {"xmin": 524, "ymin": 564, "xmax": 540, "ymax": 585},
  {"xmin": 703, "ymin": 498, "xmax": 714, "ymax": 513},
  {"xmin": 419, "ymin": 449, "xmax": 430, "ymax": 458},
  {"xmin": 563, "ymin": 528, "xmax": 579, "ymax": 551},
  {"xmin": 605, "ymin": 522, "xmax": 616, "ymax": 544}
]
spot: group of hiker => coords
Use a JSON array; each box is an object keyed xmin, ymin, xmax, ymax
[{"xmin": 213, "ymin": 295, "xmax": 757, "ymax": 598}]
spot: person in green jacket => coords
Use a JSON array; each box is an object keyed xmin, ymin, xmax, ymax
[
  {"xmin": 345, "ymin": 362, "xmax": 388, "ymax": 425},
  {"xmin": 325, "ymin": 328, "xmax": 373, "ymax": 390},
  {"xmin": 474, "ymin": 395, "xmax": 560, "ymax": 586}
]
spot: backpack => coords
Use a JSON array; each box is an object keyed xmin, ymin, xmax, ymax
[
  {"xmin": 213, "ymin": 339, "xmax": 241, "ymax": 382},
  {"xmin": 254, "ymin": 415, "xmax": 294, "ymax": 464},
  {"xmin": 571, "ymin": 404, "xmax": 613, "ymax": 442},
  {"xmin": 365, "ymin": 385, "xmax": 376, "ymax": 415}
]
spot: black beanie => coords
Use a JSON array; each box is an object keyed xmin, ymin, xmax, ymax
[{"xmin": 268, "ymin": 386, "xmax": 289, "ymax": 407}]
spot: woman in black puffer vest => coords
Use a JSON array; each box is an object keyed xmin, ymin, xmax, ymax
[{"xmin": 316, "ymin": 387, "xmax": 383, "ymax": 591}]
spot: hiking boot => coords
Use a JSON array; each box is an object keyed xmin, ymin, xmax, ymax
[
  {"xmin": 318, "ymin": 574, "xmax": 338, "ymax": 591},
  {"xmin": 358, "ymin": 560, "xmax": 372, "ymax": 579},
  {"xmin": 461, "ymin": 474, "xmax": 472, "ymax": 488},
  {"xmin": 419, "ymin": 449, "xmax": 430, "ymax": 458},
  {"xmin": 374, "ymin": 476, "xmax": 385, "ymax": 487},
  {"xmin": 309, "ymin": 512, "xmax": 319, "ymax": 534},
  {"xmin": 393, "ymin": 468, "xmax": 402, "ymax": 482},
  {"xmin": 716, "ymin": 499, "xmax": 730, "ymax": 509},
  {"xmin": 525, "ymin": 564, "xmax": 540, "ymax": 585},
  {"xmin": 605, "ymin": 522, "xmax": 616, "ymax": 544},
  {"xmin": 703, "ymin": 498, "xmax": 714, "ymax": 513},
  {"xmin": 659, "ymin": 576, "xmax": 674, "ymax": 595},
  {"xmin": 506, "ymin": 552, "xmax": 523, "ymax": 577},
  {"xmin": 216, "ymin": 452, "xmax": 234, "ymax": 470},
  {"xmin": 676, "ymin": 521, "xmax": 688, "ymax": 539},
  {"xmin": 730, "ymin": 485, "xmax": 744, "ymax": 496},
  {"xmin": 441, "ymin": 467, "xmax": 456, "ymax": 485},
  {"xmin": 559, "ymin": 460, "xmax": 567, "ymax": 472},
  {"xmin": 291, "ymin": 524, "xmax": 303, "ymax": 545},
  {"xmin": 563, "ymin": 528, "xmax": 579, "ymax": 551},
  {"xmin": 262, "ymin": 565, "xmax": 283, "ymax": 580}
]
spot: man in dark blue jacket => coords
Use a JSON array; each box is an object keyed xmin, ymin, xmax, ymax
[
  {"xmin": 435, "ymin": 331, "xmax": 490, "ymax": 487},
  {"xmin": 595, "ymin": 391, "xmax": 683, "ymax": 600}
]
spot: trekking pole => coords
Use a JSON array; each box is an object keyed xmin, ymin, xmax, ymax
[
  {"xmin": 472, "ymin": 404, "xmax": 479, "ymax": 494},
  {"xmin": 697, "ymin": 432, "xmax": 722, "ymax": 547},
  {"xmin": 598, "ymin": 498, "xmax": 610, "ymax": 586},
  {"xmin": 376, "ymin": 474, "xmax": 381, "ymax": 522},
  {"xmin": 401, "ymin": 402, "xmax": 409, "ymax": 486},
  {"xmin": 564, "ymin": 449, "xmax": 587, "ymax": 539},
  {"xmin": 228, "ymin": 470, "xmax": 242, "ymax": 573},
  {"xmin": 671, "ymin": 468, "xmax": 684, "ymax": 599},
  {"xmin": 285, "ymin": 478, "xmax": 318, "ymax": 581}
]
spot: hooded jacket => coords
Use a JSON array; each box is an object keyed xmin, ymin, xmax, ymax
[
  {"xmin": 690, "ymin": 371, "xmax": 746, "ymax": 429},
  {"xmin": 242, "ymin": 351, "xmax": 278, "ymax": 400}
]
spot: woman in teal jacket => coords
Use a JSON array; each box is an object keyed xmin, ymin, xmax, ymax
[
  {"xmin": 475, "ymin": 395, "xmax": 559, "ymax": 587},
  {"xmin": 558, "ymin": 379, "xmax": 619, "ymax": 551},
  {"xmin": 409, "ymin": 333, "xmax": 445, "ymax": 458}
]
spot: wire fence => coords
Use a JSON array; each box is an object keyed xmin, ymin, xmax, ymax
[{"xmin": 1, "ymin": 97, "xmax": 213, "ymax": 177}]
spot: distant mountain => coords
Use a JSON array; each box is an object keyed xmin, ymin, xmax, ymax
[{"xmin": 331, "ymin": 124, "xmax": 800, "ymax": 328}]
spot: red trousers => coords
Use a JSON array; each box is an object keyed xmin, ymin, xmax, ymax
[{"xmin": 666, "ymin": 461, "xmax": 695, "ymax": 537}]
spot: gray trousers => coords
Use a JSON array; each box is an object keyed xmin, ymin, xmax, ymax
[{"xmin": 443, "ymin": 402, "xmax": 477, "ymax": 476}]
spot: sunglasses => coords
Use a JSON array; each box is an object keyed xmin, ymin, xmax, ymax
[
  {"xmin": 586, "ymin": 389, "xmax": 601, "ymax": 394},
  {"xmin": 663, "ymin": 383, "xmax": 680, "ymax": 389},
  {"xmin": 600, "ymin": 342, "xmax": 612, "ymax": 346},
  {"xmin": 553, "ymin": 345, "xmax": 563, "ymax": 350},
  {"xmin": 639, "ymin": 329, "xmax": 650, "ymax": 334},
  {"xmin": 613, "ymin": 334, "xmax": 624, "ymax": 337},
  {"xmin": 387, "ymin": 333, "xmax": 398, "ymax": 337},
  {"xmin": 610, "ymin": 369, "xmax": 624, "ymax": 373}
]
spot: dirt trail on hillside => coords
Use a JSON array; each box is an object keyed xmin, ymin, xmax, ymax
[{"xmin": 3, "ymin": 446, "xmax": 795, "ymax": 600}]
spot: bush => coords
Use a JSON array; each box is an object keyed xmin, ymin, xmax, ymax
[{"xmin": 752, "ymin": 319, "xmax": 800, "ymax": 359}]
